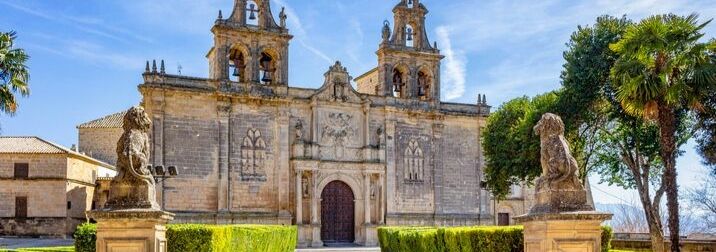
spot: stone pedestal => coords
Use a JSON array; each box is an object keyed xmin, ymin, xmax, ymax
[
  {"xmin": 364, "ymin": 224, "xmax": 378, "ymax": 246},
  {"xmin": 515, "ymin": 212, "xmax": 612, "ymax": 252},
  {"xmin": 88, "ymin": 210, "xmax": 175, "ymax": 252}
]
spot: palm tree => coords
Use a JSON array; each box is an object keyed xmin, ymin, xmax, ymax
[
  {"xmin": 0, "ymin": 31, "xmax": 30, "ymax": 116},
  {"xmin": 610, "ymin": 14, "xmax": 716, "ymax": 252}
]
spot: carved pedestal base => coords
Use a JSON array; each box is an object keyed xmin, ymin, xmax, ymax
[
  {"xmin": 531, "ymin": 188, "xmax": 591, "ymax": 214},
  {"xmin": 515, "ymin": 212, "xmax": 612, "ymax": 252},
  {"xmin": 310, "ymin": 223, "xmax": 323, "ymax": 247},
  {"xmin": 364, "ymin": 224, "xmax": 378, "ymax": 246},
  {"xmin": 88, "ymin": 209, "xmax": 175, "ymax": 252}
]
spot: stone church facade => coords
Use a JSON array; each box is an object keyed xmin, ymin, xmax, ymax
[{"xmin": 136, "ymin": 0, "xmax": 494, "ymax": 247}]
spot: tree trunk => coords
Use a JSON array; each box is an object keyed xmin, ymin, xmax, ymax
[{"xmin": 658, "ymin": 101, "xmax": 680, "ymax": 252}]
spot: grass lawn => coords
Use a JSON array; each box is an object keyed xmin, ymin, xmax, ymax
[{"xmin": 0, "ymin": 247, "xmax": 74, "ymax": 252}]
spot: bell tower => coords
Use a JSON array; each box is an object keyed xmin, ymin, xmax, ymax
[
  {"xmin": 208, "ymin": 0, "xmax": 293, "ymax": 86},
  {"xmin": 376, "ymin": 0, "xmax": 443, "ymax": 100}
]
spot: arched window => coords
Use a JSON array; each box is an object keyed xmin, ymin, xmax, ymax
[
  {"xmin": 405, "ymin": 25, "xmax": 414, "ymax": 47},
  {"xmin": 246, "ymin": 0, "xmax": 259, "ymax": 26},
  {"xmin": 392, "ymin": 68, "xmax": 406, "ymax": 98},
  {"xmin": 229, "ymin": 49, "xmax": 246, "ymax": 82},
  {"xmin": 417, "ymin": 71, "xmax": 430, "ymax": 98},
  {"xmin": 259, "ymin": 52, "xmax": 275, "ymax": 85},
  {"xmin": 407, "ymin": 0, "xmax": 414, "ymax": 8}
]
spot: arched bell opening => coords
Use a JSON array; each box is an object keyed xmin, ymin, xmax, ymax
[
  {"xmin": 259, "ymin": 51, "xmax": 276, "ymax": 85},
  {"xmin": 407, "ymin": 0, "xmax": 415, "ymax": 8},
  {"xmin": 391, "ymin": 67, "xmax": 408, "ymax": 98},
  {"xmin": 405, "ymin": 24, "xmax": 415, "ymax": 48},
  {"xmin": 417, "ymin": 69, "xmax": 431, "ymax": 99},
  {"xmin": 229, "ymin": 48, "xmax": 247, "ymax": 82},
  {"xmin": 246, "ymin": 0, "xmax": 259, "ymax": 26}
]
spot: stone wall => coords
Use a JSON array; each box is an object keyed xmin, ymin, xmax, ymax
[
  {"xmin": 0, "ymin": 217, "xmax": 84, "ymax": 237},
  {"xmin": 0, "ymin": 154, "xmax": 67, "ymax": 179},
  {"xmin": 78, "ymin": 128, "xmax": 123, "ymax": 165}
]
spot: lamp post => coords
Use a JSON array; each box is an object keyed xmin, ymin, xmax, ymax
[{"xmin": 149, "ymin": 165, "xmax": 178, "ymax": 210}]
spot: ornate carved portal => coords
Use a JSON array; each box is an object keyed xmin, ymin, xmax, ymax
[
  {"xmin": 321, "ymin": 181, "xmax": 355, "ymax": 244},
  {"xmin": 404, "ymin": 139, "xmax": 424, "ymax": 183},
  {"xmin": 241, "ymin": 128, "xmax": 267, "ymax": 181}
]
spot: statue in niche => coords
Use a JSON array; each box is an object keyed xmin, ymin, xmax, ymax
[
  {"xmin": 302, "ymin": 176, "xmax": 310, "ymax": 198},
  {"xmin": 529, "ymin": 113, "xmax": 591, "ymax": 214},
  {"xmin": 376, "ymin": 126, "xmax": 384, "ymax": 147},
  {"xmin": 105, "ymin": 106, "xmax": 159, "ymax": 210},
  {"xmin": 295, "ymin": 120, "xmax": 304, "ymax": 141},
  {"xmin": 370, "ymin": 181, "xmax": 377, "ymax": 199}
]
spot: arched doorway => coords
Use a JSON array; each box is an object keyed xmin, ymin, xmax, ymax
[{"xmin": 321, "ymin": 180, "xmax": 355, "ymax": 244}]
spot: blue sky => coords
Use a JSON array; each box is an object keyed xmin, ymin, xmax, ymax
[{"xmin": 1, "ymin": 0, "xmax": 715, "ymax": 205}]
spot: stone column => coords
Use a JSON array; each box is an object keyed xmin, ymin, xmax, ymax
[
  {"xmin": 379, "ymin": 173, "xmax": 385, "ymax": 224},
  {"xmin": 310, "ymin": 171, "xmax": 322, "ymax": 247},
  {"xmin": 364, "ymin": 173, "xmax": 371, "ymax": 224},
  {"xmin": 295, "ymin": 170, "xmax": 303, "ymax": 224},
  {"xmin": 217, "ymin": 102, "xmax": 231, "ymax": 213},
  {"xmin": 364, "ymin": 172, "xmax": 377, "ymax": 246},
  {"xmin": 277, "ymin": 110, "xmax": 291, "ymax": 221}
]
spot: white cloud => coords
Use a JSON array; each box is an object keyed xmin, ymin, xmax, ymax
[
  {"xmin": 27, "ymin": 37, "xmax": 145, "ymax": 71},
  {"xmin": 436, "ymin": 26, "xmax": 466, "ymax": 101},
  {"xmin": 0, "ymin": 1, "xmax": 152, "ymax": 44},
  {"xmin": 272, "ymin": 0, "xmax": 333, "ymax": 64}
]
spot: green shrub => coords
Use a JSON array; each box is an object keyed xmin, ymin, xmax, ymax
[
  {"xmin": 71, "ymin": 223, "xmax": 296, "ymax": 252},
  {"xmin": 73, "ymin": 223, "xmax": 96, "ymax": 252},
  {"xmin": 167, "ymin": 224, "xmax": 296, "ymax": 252},
  {"xmin": 601, "ymin": 226, "xmax": 613, "ymax": 252},
  {"xmin": 379, "ymin": 225, "xmax": 613, "ymax": 252}
]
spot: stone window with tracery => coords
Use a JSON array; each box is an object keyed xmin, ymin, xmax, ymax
[
  {"xmin": 241, "ymin": 128, "xmax": 267, "ymax": 181},
  {"xmin": 404, "ymin": 139, "xmax": 424, "ymax": 183}
]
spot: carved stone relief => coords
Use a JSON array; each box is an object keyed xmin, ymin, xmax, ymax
[
  {"xmin": 320, "ymin": 112, "xmax": 356, "ymax": 160},
  {"xmin": 404, "ymin": 139, "xmax": 425, "ymax": 183}
]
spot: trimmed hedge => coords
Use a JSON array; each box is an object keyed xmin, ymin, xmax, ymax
[
  {"xmin": 378, "ymin": 225, "xmax": 613, "ymax": 252},
  {"xmin": 72, "ymin": 223, "xmax": 296, "ymax": 252},
  {"xmin": 73, "ymin": 223, "xmax": 96, "ymax": 252}
]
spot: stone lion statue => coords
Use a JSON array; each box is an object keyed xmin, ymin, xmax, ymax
[
  {"xmin": 533, "ymin": 113, "xmax": 584, "ymax": 192},
  {"xmin": 105, "ymin": 106, "xmax": 159, "ymax": 210}
]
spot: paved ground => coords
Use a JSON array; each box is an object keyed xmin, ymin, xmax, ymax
[
  {"xmin": 0, "ymin": 238, "xmax": 73, "ymax": 249},
  {"xmin": 296, "ymin": 247, "xmax": 380, "ymax": 252},
  {"xmin": 0, "ymin": 238, "xmax": 380, "ymax": 252}
]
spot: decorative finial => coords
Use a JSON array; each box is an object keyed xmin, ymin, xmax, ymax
[
  {"xmin": 279, "ymin": 7, "xmax": 287, "ymax": 29},
  {"xmin": 434, "ymin": 42, "xmax": 438, "ymax": 49},
  {"xmin": 483, "ymin": 94, "xmax": 487, "ymax": 104},
  {"xmin": 382, "ymin": 20, "xmax": 391, "ymax": 42},
  {"xmin": 145, "ymin": 61, "xmax": 150, "ymax": 73},
  {"xmin": 218, "ymin": 10, "xmax": 223, "ymax": 20},
  {"xmin": 160, "ymin": 60, "xmax": 166, "ymax": 74},
  {"xmin": 477, "ymin": 94, "xmax": 482, "ymax": 104},
  {"xmin": 152, "ymin": 60, "xmax": 157, "ymax": 73}
]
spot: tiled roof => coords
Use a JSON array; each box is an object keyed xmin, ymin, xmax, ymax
[
  {"xmin": 0, "ymin": 136, "xmax": 69, "ymax": 154},
  {"xmin": 77, "ymin": 111, "xmax": 126, "ymax": 129},
  {"xmin": 0, "ymin": 136, "xmax": 115, "ymax": 169}
]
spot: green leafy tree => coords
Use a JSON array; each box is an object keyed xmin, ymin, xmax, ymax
[
  {"xmin": 0, "ymin": 31, "xmax": 30, "ymax": 117},
  {"xmin": 695, "ymin": 40, "xmax": 716, "ymax": 170},
  {"xmin": 559, "ymin": 15, "xmax": 679, "ymax": 252},
  {"xmin": 483, "ymin": 92, "xmax": 559, "ymax": 199},
  {"xmin": 610, "ymin": 14, "xmax": 716, "ymax": 252}
]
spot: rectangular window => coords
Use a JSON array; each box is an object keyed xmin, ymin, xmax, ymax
[
  {"xmin": 15, "ymin": 197, "xmax": 28, "ymax": 218},
  {"xmin": 67, "ymin": 201, "xmax": 72, "ymax": 210},
  {"xmin": 14, "ymin": 163, "xmax": 29, "ymax": 179},
  {"xmin": 498, "ymin": 213, "xmax": 510, "ymax": 226}
]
